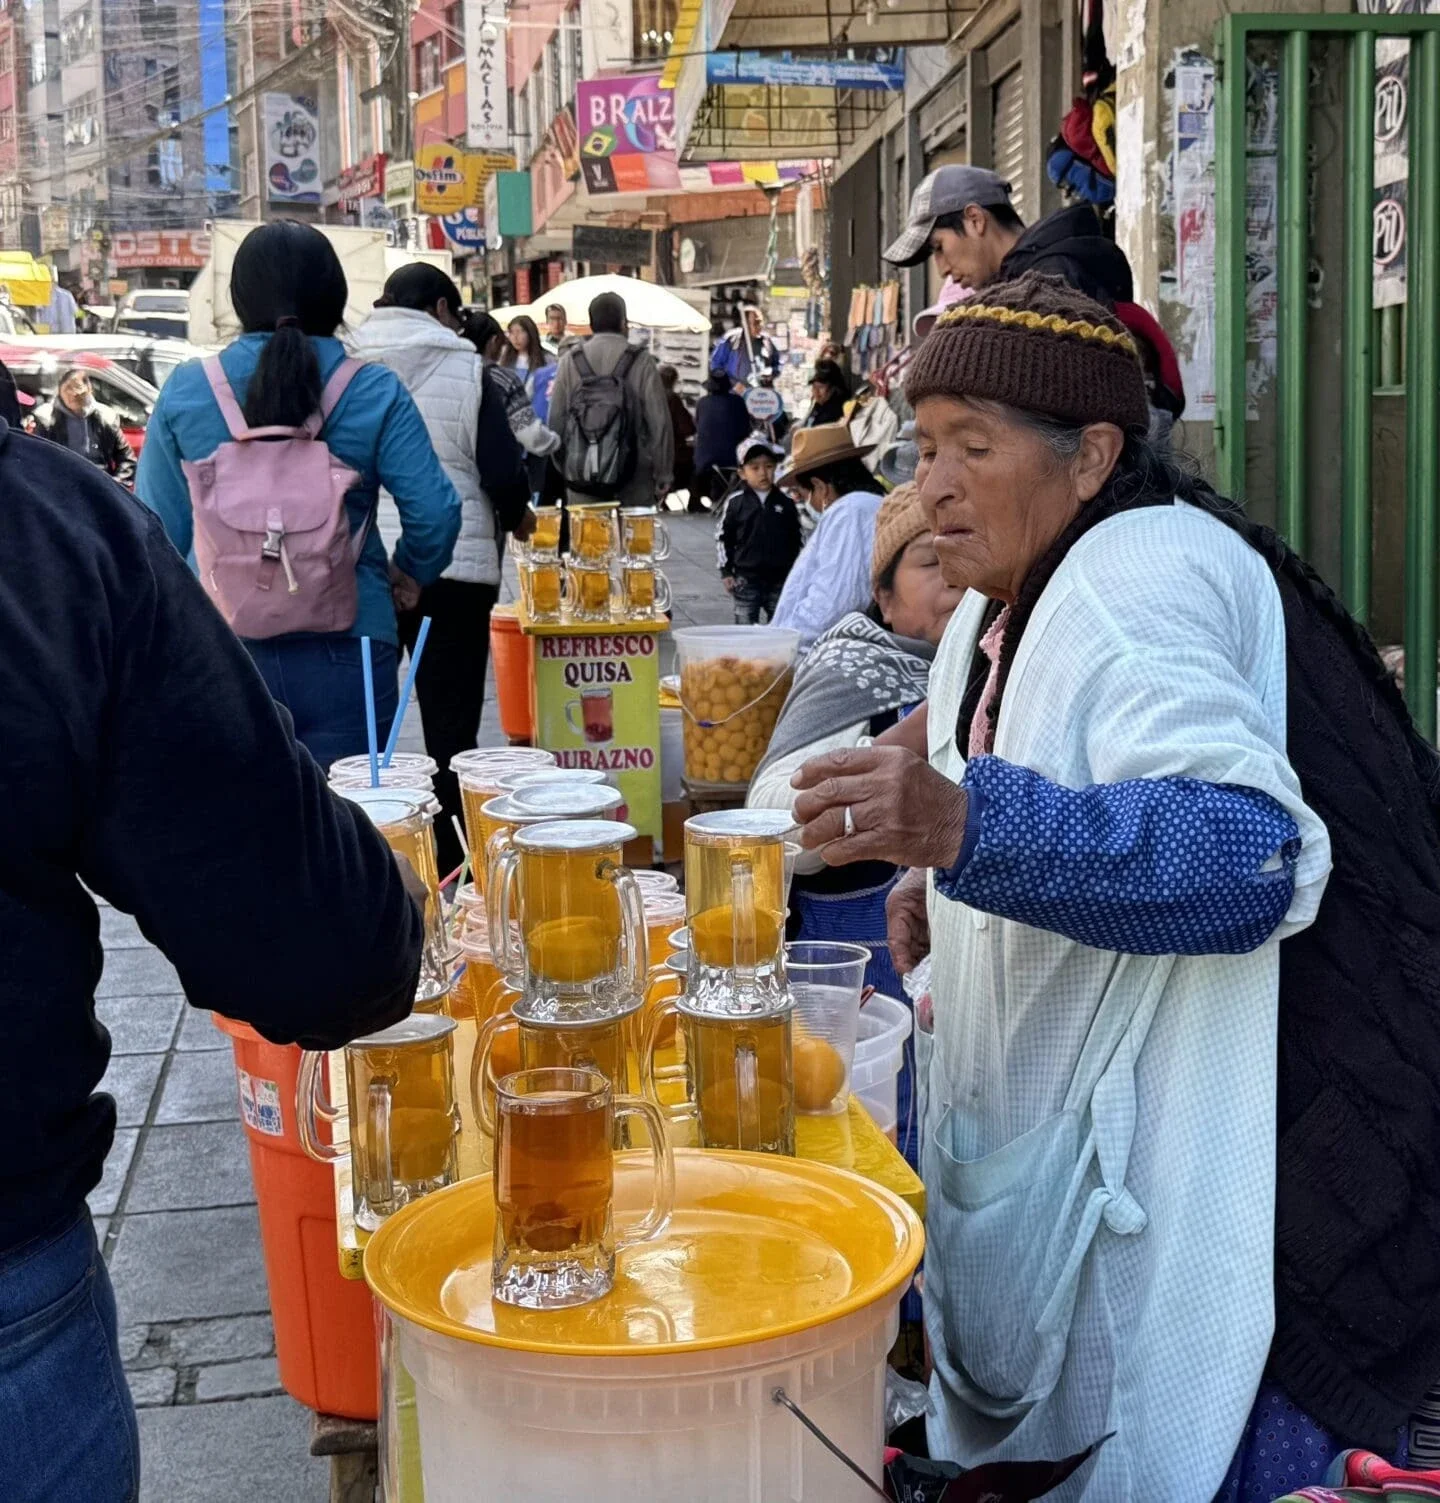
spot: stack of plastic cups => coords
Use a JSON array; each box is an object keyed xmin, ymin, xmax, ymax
[{"xmin": 451, "ymin": 749, "xmax": 558, "ymax": 896}]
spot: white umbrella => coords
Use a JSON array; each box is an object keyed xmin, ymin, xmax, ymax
[{"xmin": 518, "ymin": 274, "xmax": 710, "ymax": 334}]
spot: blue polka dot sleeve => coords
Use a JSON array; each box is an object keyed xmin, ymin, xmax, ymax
[{"xmin": 934, "ymin": 754, "xmax": 1303, "ymax": 956}]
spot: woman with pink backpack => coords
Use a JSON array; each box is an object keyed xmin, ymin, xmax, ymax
[{"xmin": 136, "ymin": 221, "xmax": 461, "ymax": 767}]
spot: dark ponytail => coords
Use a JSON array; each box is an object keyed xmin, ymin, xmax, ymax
[{"xmin": 229, "ymin": 221, "xmax": 348, "ymax": 428}]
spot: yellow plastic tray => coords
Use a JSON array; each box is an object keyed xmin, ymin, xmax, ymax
[{"xmin": 364, "ymin": 1149, "xmax": 923, "ymax": 1355}]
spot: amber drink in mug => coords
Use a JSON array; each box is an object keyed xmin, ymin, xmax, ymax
[
  {"xmin": 619, "ymin": 506, "xmax": 670, "ymax": 561},
  {"xmin": 684, "ymin": 809, "xmax": 792, "ymax": 1010},
  {"xmin": 491, "ymin": 1067, "xmax": 672, "ymax": 1308},
  {"xmin": 478, "ymin": 784, "xmax": 625, "ymax": 900},
  {"xmin": 490, "ymin": 819, "xmax": 647, "ymax": 1011},
  {"xmin": 620, "ymin": 562, "xmax": 671, "ymax": 621},
  {"xmin": 571, "ymin": 503, "xmax": 619, "ymax": 563},
  {"xmin": 528, "ymin": 504, "xmax": 563, "ymax": 557},
  {"xmin": 564, "ymin": 558, "xmax": 615, "ymax": 623},
  {"xmin": 471, "ymin": 994, "xmax": 642, "ymax": 1132},
  {"xmin": 522, "ymin": 558, "xmax": 564, "ymax": 622},
  {"xmin": 298, "ymin": 1014, "xmax": 461, "ymax": 1231}
]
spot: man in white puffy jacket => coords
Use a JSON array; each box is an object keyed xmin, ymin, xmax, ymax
[{"xmin": 351, "ymin": 263, "xmax": 501, "ymax": 870}]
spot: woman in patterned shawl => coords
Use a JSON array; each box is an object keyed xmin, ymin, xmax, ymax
[
  {"xmin": 787, "ymin": 273, "xmax": 1440, "ymax": 1500},
  {"xmin": 748, "ymin": 483, "xmax": 962, "ymax": 1161}
]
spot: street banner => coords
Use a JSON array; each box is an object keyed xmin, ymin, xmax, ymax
[
  {"xmin": 415, "ymin": 144, "xmax": 515, "ymax": 212},
  {"xmin": 577, "ymin": 74, "xmax": 681, "ymax": 194},
  {"xmin": 705, "ymin": 49, "xmax": 903, "ymax": 89},
  {"xmin": 464, "ymin": 0, "xmax": 509, "ymax": 151}
]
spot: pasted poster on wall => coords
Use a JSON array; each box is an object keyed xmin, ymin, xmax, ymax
[{"xmin": 263, "ymin": 93, "xmax": 321, "ymax": 203}]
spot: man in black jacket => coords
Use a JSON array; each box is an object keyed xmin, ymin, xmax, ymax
[
  {"xmin": 0, "ymin": 420, "xmax": 424, "ymax": 1503},
  {"xmin": 883, "ymin": 164, "xmax": 1132, "ymax": 302},
  {"xmin": 717, "ymin": 436, "xmax": 800, "ymax": 623},
  {"xmin": 31, "ymin": 365, "xmax": 137, "ymax": 485},
  {"xmin": 884, "ymin": 165, "xmax": 1185, "ymax": 432}
]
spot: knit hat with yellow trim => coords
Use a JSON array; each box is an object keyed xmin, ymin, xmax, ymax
[{"xmin": 905, "ymin": 271, "xmax": 1151, "ymax": 432}]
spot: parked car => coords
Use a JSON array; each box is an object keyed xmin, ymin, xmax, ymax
[
  {"xmin": 113, "ymin": 288, "xmax": 189, "ymax": 340},
  {"xmin": 7, "ymin": 333, "xmax": 214, "ymax": 389},
  {"xmin": 0, "ymin": 344, "xmax": 157, "ymax": 456}
]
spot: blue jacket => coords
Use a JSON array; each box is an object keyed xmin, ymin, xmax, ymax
[
  {"xmin": 710, "ymin": 328, "xmax": 780, "ymax": 387},
  {"xmin": 135, "ymin": 333, "xmax": 461, "ymax": 646}
]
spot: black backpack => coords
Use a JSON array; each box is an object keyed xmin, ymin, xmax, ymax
[
  {"xmin": 477, "ymin": 364, "xmax": 531, "ymax": 535},
  {"xmin": 559, "ymin": 345, "xmax": 640, "ymax": 499}
]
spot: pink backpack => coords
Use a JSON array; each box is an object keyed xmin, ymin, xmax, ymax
[{"xmin": 182, "ymin": 355, "xmax": 370, "ymax": 640}]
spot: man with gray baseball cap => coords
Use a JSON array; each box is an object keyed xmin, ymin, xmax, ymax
[{"xmin": 884, "ymin": 162, "xmax": 1133, "ymax": 306}]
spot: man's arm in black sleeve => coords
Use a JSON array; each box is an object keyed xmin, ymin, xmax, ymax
[{"xmin": 78, "ymin": 510, "xmax": 423, "ymax": 1050}]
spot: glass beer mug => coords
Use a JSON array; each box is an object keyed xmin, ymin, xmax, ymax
[
  {"xmin": 521, "ymin": 557, "xmax": 565, "ymax": 622},
  {"xmin": 683, "ymin": 809, "xmax": 794, "ymax": 1011},
  {"xmin": 641, "ymin": 992, "xmax": 796, "ymax": 1155},
  {"xmin": 335, "ymin": 788, "xmax": 452, "ymax": 988},
  {"xmin": 527, "ymin": 504, "xmax": 563, "ymax": 558},
  {"xmin": 298, "ymin": 1013, "xmax": 462, "ymax": 1231},
  {"xmin": 570, "ymin": 502, "xmax": 619, "ymax": 563},
  {"xmin": 470, "ymin": 992, "xmax": 643, "ymax": 1132},
  {"xmin": 489, "ymin": 819, "xmax": 647, "ymax": 1013},
  {"xmin": 564, "ymin": 558, "xmax": 615, "ymax": 623},
  {"xmin": 619, "ymin": 561, "xmax": 671, "ymax": 622},
  {"xmin": 478, "ymin": 784, "xmax": 625, "ymax": 899},
  {"xmin": 489, "ymin": 1067, "xmax": 673, "ymax": 1309},
  {"xmin": 619, "ymin": 506, "xmax": 670, "ymax": 561}
]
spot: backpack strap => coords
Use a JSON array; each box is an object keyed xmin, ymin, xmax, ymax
[
  {"xmin": 614, "ymin": 347, "xmax": 640, "ymax": 382},
  {"xmin": 571, "ymin": 348, "xmax": 595, "ymax": 381},
  {"xmin": 202, "ymin": 356, "xmax": 250, "ymax": 441},
  {"xmin": 299, "ymin": 356, "xmax": 364, "ymax": 438}
]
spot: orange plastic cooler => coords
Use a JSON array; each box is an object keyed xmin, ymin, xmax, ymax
[
  {"xmin": 489, "ymin": 604, "xmax": 535, "ymax": 743},
  {"xmin": 212, "ymin": 1015, "xmax": 379, "ymax": 1420}
]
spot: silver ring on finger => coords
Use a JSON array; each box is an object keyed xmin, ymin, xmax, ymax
[{"xmin": 843, "ymin": 805, "xmax": 856, "ymax": 838}]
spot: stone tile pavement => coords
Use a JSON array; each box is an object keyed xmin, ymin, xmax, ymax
[{"xmin": 90, "ymin": 510, "xmax": 729, "ymax": 1500}]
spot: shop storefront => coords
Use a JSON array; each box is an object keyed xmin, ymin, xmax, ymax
[{"xmin": 109, "ymin": 228, "xmax": 212, "ymax": 290}]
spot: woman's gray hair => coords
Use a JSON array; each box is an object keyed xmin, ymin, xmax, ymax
[{"xmin": 966, "ymin": 399, "xmax": 1086, "ymax": 469}]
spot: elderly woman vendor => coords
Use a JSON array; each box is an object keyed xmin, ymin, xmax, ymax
[{"xmin": 791, "ymin": 272, "xmax": 1440, "ymax": 1499}]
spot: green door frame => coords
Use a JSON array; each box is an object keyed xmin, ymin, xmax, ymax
[{"xmin": 1214, "ymin": 12, "xmax": 1440, "ymax": 736}]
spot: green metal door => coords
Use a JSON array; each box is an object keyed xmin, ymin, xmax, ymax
[{"xmin": 1215, "ymin": 13, "xmax": 1440, "ymax": 737}]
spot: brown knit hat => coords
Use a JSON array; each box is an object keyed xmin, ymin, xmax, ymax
[
  {"xmin": 905, "ymin": 271, "xmax": 1150, "ymax": 432},
  {"xmin": 871, "ymin": 484, "xmax": 929, "ymax": 594}
]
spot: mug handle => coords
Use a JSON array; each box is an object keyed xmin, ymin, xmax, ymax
[
  {"xmin": 297, "ymin": 1051, "xmax": 343, "ymax": 1163},
  {"xmin": 482, "ymin": 827, "xmax": 514, "ymax": 903},
  {"xmin": 488, "ymin": 846, "xmax": 524, "ymax": 988},
  {"xmin": 564, "ymin": 699, "xmax": 586, "ymax": 737},
  {"xmin": 651, "ymin": 519, "xmax": 671, "ymax": 562},
  {"xmin": 640, "ymin": 999, "xmax": 694, "ymax": 1125},
  {"xmin": 469, "ymin": 1012, "xmax": 519, "ymax": 1136},
  {"xmin": 561, "ymin": 566, "xmax": 579, "ymax": 616},
  {"xmin": 612, "ymin": 1094, "xmax": 675, "ymax": 1249},
  {"xmin": 367, "ymin": 1079, "xmax": 394, "ymax": 1209},
  {"xmin": 652, "ymin": 573, "xmax": 672, "ymax": 615},
  {"xmin": 611, "ymin": 865, "xmax": 648, "ymax": 1002}
]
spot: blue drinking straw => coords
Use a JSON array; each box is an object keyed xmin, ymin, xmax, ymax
[
  {"xmin": 382, "ymin": 615, "xmax": 431, "ymax": 769},
  {"xmin": 361, "ymin": 635, "xmax": 380, "ymax": 787}
]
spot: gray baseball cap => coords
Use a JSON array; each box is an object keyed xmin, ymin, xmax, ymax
[{"xmin": 883, "ymin": 165, "xmax": 1014, "ymax": 267}]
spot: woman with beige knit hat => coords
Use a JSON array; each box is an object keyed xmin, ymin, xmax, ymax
[{"xmin": 785, "ymin": 272, "xmax": 1440, "ymax": 1498}]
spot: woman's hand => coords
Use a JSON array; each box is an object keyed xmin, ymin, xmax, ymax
[
  {"xmin": 886, "ymin": 866, "xmax": 931, "ymax": 974},
  {"xmin": 389, "ymin": 562, "xmax": 421, "ymax": 613},
  {"xmin": 790, "ymin": 746, "xmax": 968, "ymax": 870}
]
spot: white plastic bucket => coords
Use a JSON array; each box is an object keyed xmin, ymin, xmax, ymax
[
  {"xmin": 392, "ymin": 1294, "xmax": 900, "ymax": 1502},
  {"xmin": 850, "ymin": 994, "xmax": 912, "ymax": 1139}
]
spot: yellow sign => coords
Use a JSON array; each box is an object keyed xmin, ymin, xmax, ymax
[
  {"xmin": 532, "ymin": 630, "xmax": 662, "ymax": 854},
  {"xmin": 414, "ymin": 144, "xmax": 516, "ymax": 213}
]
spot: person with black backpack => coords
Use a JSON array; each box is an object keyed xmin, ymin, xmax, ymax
[{"xmin": 546, "ymin": 291, "xmax": 673, "ymax": 509}]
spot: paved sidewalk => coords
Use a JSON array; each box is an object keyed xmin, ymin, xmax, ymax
[{"xmin": 92, "ymin": 510, "xmax": 729, "ymax": 1499}]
